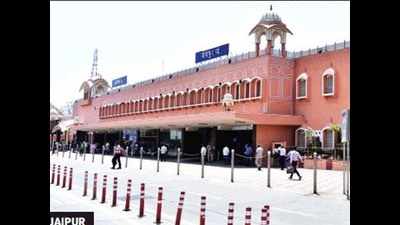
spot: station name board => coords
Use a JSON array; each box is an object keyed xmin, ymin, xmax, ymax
[
  {"xmin": 195, "ymin": 44, "xmax": 229, "ymax": 64},
  {"xmin": 112, "ymin": 76, "xmax": 127, "ymax": 88}
]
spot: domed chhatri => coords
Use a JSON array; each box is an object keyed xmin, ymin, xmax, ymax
[{"xmin": 249, "ymin": 6, "xmax": 293, "ymax": 57}]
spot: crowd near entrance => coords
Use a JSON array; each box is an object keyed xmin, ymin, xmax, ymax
[{"xmin": 64, "ymin": 125, "xmax": 257, "ymax": 166}]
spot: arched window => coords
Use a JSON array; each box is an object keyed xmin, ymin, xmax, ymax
[
  {"xmin": 148, "ymin": 98, "xmax": 153, "ymax": 111},
  {"xmin": 189, "ymin": 90, "xmax": 196, "ymax": 105},
  {"xmin": 245, "ymin": 82, "xmax": 250, "ymax": 98},
  {"xmin": 295, "ymin": 128, "xmax": 307, "ymax": 148},
  {"xmin": 322, "ymin": 127, "xmax": 335, "ymax": 149},
  {"xmin": 296, "ymin": 73, "xmax": 308, "ymax": 99},
  {"xmin": 158, "ymin": 96, "xmax": 163, "ymax": 109},
  {"xmin": 121, "ymin": 103, "xmax": 126, "ymax": 115},
  {"xmin": 170, "ymin": 94, "xmax": 175, "ymax": 108},
  {"xmin": 322, "ymin": 68, "xmax": 335, "ymax": 96},
  {"xmin": 212, "ymin": 86, "xmax": 219, "ymax": 102},
  {"xmin": 164, "ymin": 95, "xmax": 170, "ymax": 109},
  {"xmin": 197, "ymin": 89, "xmax": 203, "ymax": 104},
  {"xmin": 176, "ymin": 93, "xmax": 182, "ymax": 107},
  {"xmin": 204, "ymin": 87, "xmax": 212, "ymax": 103},
  {"xmin": 256, "ymin": 79, "xmax": 261, "ymax": 97},
  {"xmin": 143, "ymin": 99, "xmax": 148, "ymax": 112},
  {"xmin": 183, "ymin": 92, "xmax": 188, "ymax": 106}
]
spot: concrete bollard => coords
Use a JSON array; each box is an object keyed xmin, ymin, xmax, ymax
[
  {"xmin": 244, "ymin": 207, "xmax": 252, "ymax": 225},
  {"xmin": 56, "ymin": 144, "xmax": 59, "ymax": 157},
  {"xmin": 68, "ymin": 146, "xmax": 72, "ymax": 159},
  {"xmin": 83, "ymin": 171, "xmax": 88, "ymax": 196},
  {"xmin": 62, "ymin": 144, "xmax": 65, "ymax": 158},
  {"xmin": 91, "ymin": 148, "xmax": 95, "ymax": 163},
  {"xmin": 101, "ymin": 146, "xmax": 105, "ymax": 164},
  {"xmin": 111, "ymin": 177, "xmax": 118, "ymax": 207},
  {"xmin": 138, "ymin": 183, "xmax": 145, "ymax": 217},
  {"xmin": 346, "ymin": 142, "xmax": 350, "ymax": 200},
  {"xmin": 68, "ymin": 168, "xmax": 73, "ymax": 190},
  {"xmin": 56, "ymin": 165, "xmax": 61, "ymax": 186},
  {"xmin": 83, "ymin": 147, "xmax": 86, "ymax": 161},
  {"xmin": 201, "ymin": 152, "xmax": 205, "ymax": 179},
  {"xmin": 227, "ymin": 202, "xmax": 234, "ymax": 225},
  {"xmin": 75, "ymin": 149, "xmax": 78, "ymax": 160},
  {"xmin": 231, "ymin": 149, "xmax": 235, "ymax": 183},
  {"xmin": 62, "ymin": 166, "xmax": 67, "ymax": 188},
  {"xmin": 342, "ymin": 143, "xmax": 346, "ymax": 195},
  {"xmin": 125, "ymin": 147, "xmax": 129, "ymax": 168},
  {"xmin": 175, "ymin": 191, "xmax": 185, "ymax": 225},
  {"xmin": 91, "ymin": 173, "xmax": 98, "ymax": 200},
  {"xmin": 123, "ymin": 179, "xmax": 132, "ymax": 211},
  {"xmin": 51, "ymin": 164, "xmax": 56, "ymax": 184},
  {"xmin": 200, "ymin": 196, "xmax": 206, "ymax": 225},
  {"xmin": 267, "ymin": 151, "xmax": 271, "ymax": 188},
  {"xmin": 140, "ymin": 147, "xmax": 143, "ymax": 170},
  {"xmin": 155, "ymin": 187, "xmax": 163, "ymax": 224},
  {"xmin": 177, "ymin": 147, "xmax": 181, "ymax": 175},
  {"xmin": 157, "ymin": 147, "xmax": 160, "ymax": 172},
  {"xmin": 100, "ymin": 175, "xmax": 107, "ymax": 204},
  {"xmin": 313, "ymin": 152, "xmax": 318, "ymax": 195}
]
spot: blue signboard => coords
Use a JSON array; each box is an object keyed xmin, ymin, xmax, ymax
[
  {"xmin": 195, "ymin": 44, "xmax": 229, "ymax": 64},
  {"xmin": 112, "ymin": 76, "xmax": 127, "ymax": 88}
]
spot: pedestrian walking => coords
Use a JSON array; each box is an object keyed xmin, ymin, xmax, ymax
[
  {"xmin": 244, "ymin": 144, "xmax": 253, "ymax": 166},
  {"xmin": 111, "ymin": 144, "xmax": 123, "ymax": 169},
  {"xmin": 201, "ymin": 146, "xmax": 207, "ymax": 164},
  {"xmin": 223, "ymin": 146, "xmax": 230, "ymax": 165},
  {"xmin": 287, "ymin": 148, "xmax": 303, "ymax": 180},
  {"xmin": 274, "ymin": 145, "xmax": 287, "ymax": 170},
  {"xmin": 160, "ymin": 144, "xmax": 168, "ymax": 162},
  {"xmin": 255, "ymin": 145, "xmax": 264, "ymax": 171}
]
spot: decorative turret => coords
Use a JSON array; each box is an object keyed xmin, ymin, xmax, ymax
[
  {"xmin": 249, "ymin": 5, "xmax": 293, "ymax": 57},
  {"xmin": 79, "ymin": 49, "xmax": 110, "ymax": 103}
]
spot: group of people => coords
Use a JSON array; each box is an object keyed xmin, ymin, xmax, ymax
[{"xmin": 273, "ymin": 145, "xmax": 303, "ymax": 180}]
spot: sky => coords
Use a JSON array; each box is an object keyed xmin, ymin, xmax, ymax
[{"xmin": 50, "ymin": 1, "xmax": 350, "ymax": 109}]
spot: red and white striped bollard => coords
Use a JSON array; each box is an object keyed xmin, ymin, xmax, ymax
[
  {"xmin": 100, "ymin": 175, "xmax": 107, "ymax": 203},
  {"xmin": 175, "ymin": 191, "xmax": 185, "ymax": 225},
  {"xmin": 155, "ymin": 187, "xmax": 163, "ymax": 224},
  {"xmin": 200, "ymin": 196, "xmax": 206, "ymax": 225},
  {"xmin": 56, "ymin": 165, "xmax": 61, "ymax": 186},
  {"xmin": 62, "ymin": 166, "xmax": 67, "ymax": 188},
  {"xmin": 91, "ymin": 173, "xmax": 98, "ymax": 200},
  {"xmin": 111, "ymin": 177, "xmax": 118, "ymax": 207},
  {"xmin": 51, "ymin": 164, "xmax": 55, "ymax": 184},
  {"xmin": 123, "ymin": 179, "xmax": 132, "ymax": 211},
  {"xmin": 68, "ymin": 168, "xmax": 73, "ymax": 190},
  {"xmin": 245, "ymin": 207, "xmax": 252, "ymax": 225},
  {"xmin": 227, "ymin": 202, "xmax": 234, "ymax": 225},
  {"xmin": 264, "ymin": 205, "xmax": 270, "ymax": 225},
  {"xmin": 138, "ymin": 183, "xmax": 145, "ymax": 217}
]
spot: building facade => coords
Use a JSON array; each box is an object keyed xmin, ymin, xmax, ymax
[{"xmin": 68, "ymin": 9, "xmax": 349, "ymax": 160}]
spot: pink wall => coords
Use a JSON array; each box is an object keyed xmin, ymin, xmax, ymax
[{"xmin": 293, "ymin": 49, "xmax": 350, "ymax": 129}]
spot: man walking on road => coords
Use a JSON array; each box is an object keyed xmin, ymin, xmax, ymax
[
  {"xmin": 222, "ymin": 146, "xmax": 230, "ymax": 165},
  {"xmin": 275, "ymin": 145, "xmax": 287, "ymax": 170},
  {"xmin": 287, "ymin": 148, "xmax": 303, "ymax": 180}
]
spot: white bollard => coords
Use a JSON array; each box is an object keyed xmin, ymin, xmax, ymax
[
  {"xmin": 157, "ymin": 147, "xmax": 160, "ymax": 172},
  {"xmin": 177, "ymin": 147, "xmax": 181, "ymax": 175},
  {"xmin": 267, "ymin": 150, "xmax": 271, "ymax": 188},
  {"xmin": 140, "ymin": 147, "xmax": 143, "ymax": 170},
  {"xmin": 201, "ymin": 151, "xmax": 205, "ymax": 179},
  {"xmin": 125, "ymin": 147, "xmax": 129, "ymax": 168},
  {"xmin": 313, "ymin": 152, "xmax": 318, "ymax": 194},
  {"xmin": 101, "ymin": 145, "xmax": 105, "ymax": 164},
  {"xmin": 342, "ymin": 143, "xmax": 346, "ymax": 195},
  {"xmin": 231, "ymin": 149, "xmax": 234, "ymax": 183}
]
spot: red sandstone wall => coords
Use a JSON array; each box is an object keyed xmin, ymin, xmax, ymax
[
  {"xmin": 255, "ymin": 125, "xmax": 295, "ymax": 150},
  {"xmin": 265, "ymin": 56, "xmax": 295, "ymax": 114},
  {"xmin": 293, "ymin": 49, "xmax": 349, "ymax": 130}
]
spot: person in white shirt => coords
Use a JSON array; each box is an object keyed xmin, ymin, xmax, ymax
[
  {"xmin": 277, "ymin": 145, "xmax": 287, "ymax": 170},
  {"xmin": 222, "ymin": 146, "xmax": 230, "ymax": 165},
  {"xmin": 287, "ymin": 148, "xmax": 303, "ymax": 180},
  {"xmin": 160, "ymin": 145, "xmax": 168, "ymax": 162},
  {"xmin": 255, "ymin": 145, "xmax": 264, "ymax": 171}
]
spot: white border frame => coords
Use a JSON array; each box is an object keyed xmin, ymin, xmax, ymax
[
  {"xmin": 296, "ymin": 73, "xmax": 308, "ymax": 99},
  {"xmin": 321, "ymin": 68, "xmax": 335, "ymax": 97}
]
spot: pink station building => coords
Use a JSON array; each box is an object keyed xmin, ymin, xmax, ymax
[{"xmin": 62, "ymin": 9, "xmax": 349, "ymax": 170}]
